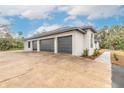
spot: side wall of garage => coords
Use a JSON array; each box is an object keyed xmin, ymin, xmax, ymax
[
  {"xmin": 73, "ymin": 29, "xmax": 96, "ymax": 56},
  {"xmin": 72, "ymin": 31, "xmax": 84, "ymax": 56}
]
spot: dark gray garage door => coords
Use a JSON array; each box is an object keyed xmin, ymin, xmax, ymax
[
  {"xmin": 40, "ymin": 38, "xmax": 54, "ymax": 52},
  {"xmin": 32, "ymin": 40, "xmax": 37, "ymax": 51},
  {"xmin": 58, "ymin": 35, "xmax": 72, "ymax": 53}
]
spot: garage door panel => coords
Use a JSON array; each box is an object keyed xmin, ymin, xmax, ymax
[
  {"xmin": 32, "ymin": 40, "xmax": 37, "ymax": 51},
  {"xmin": 58, "ymin": 36, "xmax": 72, "ymax": 53},
  {"xmin": 40, "ymin": 38, "xmax": 54, "ymax": 52}
]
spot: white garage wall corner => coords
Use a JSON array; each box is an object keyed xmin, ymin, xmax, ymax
[
  {"xmin": 54, "ymin": 37, "xmax": 58, "ymax": 53},
  {"xmin": 37, "ymin": 40, "xmax": 40, "ymax": 52},
  {"xmin": 72, "ymin": 31, "xmax": 84, "ymax": 56},
  {"xmin": 72, "ymin": 31, "xmax": 76, "ymax": 56},
  {"xmin": 72, "ymin": 29, "xmax": 95, "ymax": 56}
]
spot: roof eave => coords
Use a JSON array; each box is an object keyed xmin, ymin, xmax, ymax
[
  {"xmin": 24, "ymin": 27, "xmax": 96, "ymax": 40},
  {"xmin": 77, "ymin": 28, "xmax": 86, "ymax": 34},
  {"xmin": 86, "ymin": 27, "xmax": 96, "ymax": 33}
]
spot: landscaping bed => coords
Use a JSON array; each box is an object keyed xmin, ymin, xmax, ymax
[{"xmin": 82, "ymin": 49, "xmax": 104, "ymax": 60}]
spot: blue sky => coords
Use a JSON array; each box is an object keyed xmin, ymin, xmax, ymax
[{"xmin": 0, "ymin": 5, "xmax": 124, "ymax": 37}]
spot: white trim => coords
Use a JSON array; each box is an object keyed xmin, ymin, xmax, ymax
[
  {"xmin": 54, "ymin": 37, "xmax": 58, "ymax": 53},
  {"xmin": 37, "ymin": 40, "xmax": 40, "ymax": 52}
]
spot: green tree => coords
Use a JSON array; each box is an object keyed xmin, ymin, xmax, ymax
[
  {"xmin": 0, "ymin": 38, "xmax": 11, "ymax": 51},
  {"xmin": 96, "ymin": 24, "xmax": 124, "ymax": 50}
]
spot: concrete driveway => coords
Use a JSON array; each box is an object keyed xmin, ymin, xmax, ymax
[
  {"xmin": 0, "ymin": 51, "xmax": 111, "ymax": 88},
  {"xmin": 95, "ymin": 51, "xmax": 111, "ymax": 64},
  {"xmin": 112, "ymin": 64, "xmax": 124, "ymax": 88}
]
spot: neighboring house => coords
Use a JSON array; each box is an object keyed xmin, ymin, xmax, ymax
[{"xmin": 24, "ymin": 26, "xmax": 99, "ymax": 56}]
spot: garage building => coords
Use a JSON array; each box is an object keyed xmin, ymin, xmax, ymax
[{"xmin": 24, "ymin": 26, "xmax": 99, "ymax": 56}]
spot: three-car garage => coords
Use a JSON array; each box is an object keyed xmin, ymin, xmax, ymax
[
  {"xmin": 32, "ymin": 35, "xmax": 72, "ymax": 54},
  {"xmin": 25, "ymin": 26, "xmax": 97, "ymax": 56}
]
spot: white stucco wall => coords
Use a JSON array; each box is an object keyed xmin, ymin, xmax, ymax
[
  {"xmin": 54, "ymin": 37, "xmax": 58, "ymax": 53},
  {"xmin": 72, "ymin": 31, "xmax": 84, "ymax": 56},
  {"xmin": 37, "ymin": 40, "xmax": 40, "ymax": 51},
  {"xmin": 24, "ymin": 29, "xmax": 96, "ymax": 56},
  {"xmin": 24, "ymin": 40, "xmax": 32, "ymax": 51},
  {"xmin": 83, "ymin": 29, "xmax": 96, "ymax": 56},
  {"xmin": 73, "ymin": 29, "xmax": 96, "ymax": 56}
]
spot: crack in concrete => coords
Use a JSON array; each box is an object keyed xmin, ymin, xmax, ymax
[{"xmin": 0, "ymin": 68, "xmax": 33, "ymax": 83}]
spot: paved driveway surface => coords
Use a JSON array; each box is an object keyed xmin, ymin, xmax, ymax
[
  {"xmin": 112, "ymin": 64, "xmax": 124, "ymax": 88},
  {"xmin": 0, "ymin": 51, "xmax": 111, "ymax": 88},
  {"xmin": 95, "ymin": 51, "xmax": 111, "ymax": 64}
]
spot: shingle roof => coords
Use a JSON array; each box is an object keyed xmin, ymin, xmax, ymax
[{"xmin": 25, "ymin": 26, "xmax": 96, "ymax": 40}]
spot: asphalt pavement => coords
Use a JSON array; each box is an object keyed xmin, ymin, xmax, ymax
[{"xmin": 112, "ymin": 64, "xmax": 124, "ymax": 88}]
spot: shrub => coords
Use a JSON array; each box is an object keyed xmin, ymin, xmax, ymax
[
  {"xmin": 0, "ymin": 38, "xmax": 24, "ymax": 51},
  {"xmin": 11, "ymin": 39, "xmax": 24, "ymax": 49},
  {"xmin": 93, "ymin": 48, "xmax": 100, "ymax": 56},
  {"xmin": 83, "ymin": 48, "xmax": 89, "ymax": 57},
  {"xmin": 113, "ymin": 53, "xmax": 119, "ymax": 61},
  {"xmin": 0, "ymin": 38, "xmax": 11, "ymax": 51}
]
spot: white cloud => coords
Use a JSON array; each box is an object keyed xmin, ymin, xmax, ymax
[
  {"xmin": 64, "ymin": 16, "xmax": 76, "ymax": 21},
  {"xmin": 27, "ymin": 24, "xmax": 61, "ymax": 38},
  {"xmin": 0, "ymin": 17, "xmax": 11, "ymax": 25},
  {"xmin": 66, "ymin": 19, "xmax": 94, "ymax": 27},
  {"xmin": 0, "ymin": 6, "xmax": 57, "ymax": 20},
  {"xmin": 36, "ymin": 24, "xmax": 61, "ymax": 33},
  {"xmin": 62, "ymin": 6, "xmax": 124, "ymax": 20},
  {"xmin": 21, "ymin": 6, "xmax": 57, "ymax": 20},
  {"xmin": 0, "ymin": 5, "xmax": 124, "ymax": 21}
]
